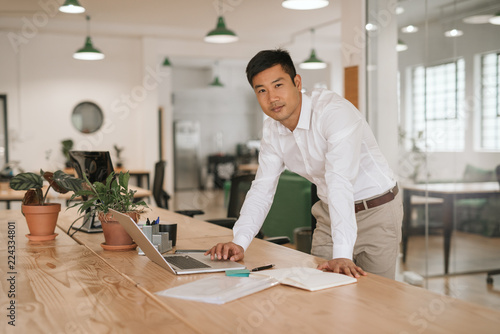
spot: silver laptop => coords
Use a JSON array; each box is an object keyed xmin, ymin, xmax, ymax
[{"xmin": 108, "ymin": 209, "xmax": 246, "ymax": 275}]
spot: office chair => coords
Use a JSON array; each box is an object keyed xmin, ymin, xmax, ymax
[
  {"xmin": 153, "ymin": 161, "xmax": 204, "ymax": 217},
  {"xmin": 486, "ymin": 164, "xmax": 500, "ymax": 284},
  {"xmin": 293, "ymin": 183, "xmax": 319, "ymax": 254},
  {"xmin": 206, "ymin": 173, "xmax": 290, "ymax": 245}
]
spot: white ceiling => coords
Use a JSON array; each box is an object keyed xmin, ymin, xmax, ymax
[
  {"xmin": 1, "ymin": 0, "xmax": 499, "ymax": 65},
  {"xmin": 0, "ymin": 0, "xmax": 342, "ymax": 46}
]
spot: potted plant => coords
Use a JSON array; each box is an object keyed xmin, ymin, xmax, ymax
[
  {"xmin": 69, "ymin": 171, "xmax": 148, "ymax": 250},
  {"xmin": 9, "ymin": 170, "xmax": 83, "ymax": 241}
]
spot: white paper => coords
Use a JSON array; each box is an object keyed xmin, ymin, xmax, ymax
[
  {"xmin": 251, "ymin": 267, "xmax": 357, "ymax": 291},
  {"xmin": 155, "ymin": 276, "xmax": 279, "ymax": 304}
]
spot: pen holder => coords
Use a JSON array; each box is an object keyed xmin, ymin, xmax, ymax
[
  {"xmin": 139, "ymin": 224, "xmax": 172, "ymax": 254},
  {"xmin": 159, "ymin": 223, "xmax": 177, "ymax": 246}
]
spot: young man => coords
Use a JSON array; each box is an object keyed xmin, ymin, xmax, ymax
[{"xmin": 206, "ymin": 49, "xmax": 403, "ymax": 279}]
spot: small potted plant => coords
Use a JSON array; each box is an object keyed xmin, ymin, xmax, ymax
[
  {"xmin": 69, "ymin": 171, "xmax": 148, "ymax": 250},
  {"xmin": 9, "ymin": 170, "xmax": 83, "ymax": 241}
]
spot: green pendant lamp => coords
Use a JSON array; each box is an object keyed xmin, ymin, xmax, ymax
[
  {"xmin": 162, "ymin": 57, "xmax": 172, "ymax": 66},
  {"xmin": 299, "ymin": 49, "xmax": 327, "ymax": 69},
  {"xmin": 209, "ymin": 76, "xmax": 224, "ymax": 87},
  {"xmin": 209, "ymin": 61, "xmax": 224, "ymax": 87},
  {"xmin": 59, "ymin": 0, "xmax": 85, "ymax": 14},
  {"xmin": 73, "ymin": 16, "xmax": 104, "ymax": 60},
  {"xmin": 396, "ymin": 39, "xmax": 408, "ymax": 52},
  {"xmin": 299, "ymin": 29, "xmax": 326, "ymax": 70},
  {"xmin": 204, "ymin": 0, "xmax": 238, "ymax": 43}
]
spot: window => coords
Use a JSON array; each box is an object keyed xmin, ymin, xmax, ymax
[
  {"xmin": 411, "ymin": 59, "xmax": 465, "ymax": 151},
  {"xmin": 480, "ymin": 52, "xmax": 500, "ymax": 150}
]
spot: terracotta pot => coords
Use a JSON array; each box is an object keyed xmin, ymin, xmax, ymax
[
  {"xmin": 22, "ymin": 203, "xmax": 61, "ymax": 236},
  {"xmin": 99, "ymin": 211, "xmax": 139, "ymax": 246}
]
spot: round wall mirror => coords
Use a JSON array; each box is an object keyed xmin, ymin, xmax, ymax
[{"xmin": 71, "ymin": 101, "xmax": 104, "ymax": 134}]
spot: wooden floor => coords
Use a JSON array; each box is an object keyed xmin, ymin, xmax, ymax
[{"xmin": 172, "ymin": 188, "xmax": 500, "ymax": 312}]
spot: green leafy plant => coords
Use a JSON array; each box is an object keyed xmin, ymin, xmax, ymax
[
  {"xmin": 68, "ymin": 171, "xmax": 148, "ymax": 220},
  {"xmin": 9, "ymin": 170, "xmax": 83, "ymax": 205}
]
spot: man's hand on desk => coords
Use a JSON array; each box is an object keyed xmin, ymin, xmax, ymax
[
  {"xmin": 317, "ymin": 258, "xmax": 367, "ymax": 278},
  {"xmin": 205, "ymin": 242, "xmax": 244, "ymax": 262}
]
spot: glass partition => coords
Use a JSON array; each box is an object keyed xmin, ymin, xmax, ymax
[{"xmin": 367, "ymin": 0, "xmax": 500, "ymax": 307}]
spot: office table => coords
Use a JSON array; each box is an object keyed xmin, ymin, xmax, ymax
[
  {"xmin": 0, "ymin": 185, "xmax": 151, "ymax": 209},
  {"xmin": 402, "ymin": 182, "xmax": 500, "ymax": 275},
  {"xmin": 2, "ymin": 208, "xmax": 500, "ymax": 333}
]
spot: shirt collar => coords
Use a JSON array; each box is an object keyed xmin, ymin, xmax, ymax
[{"xmin": 277, "ymin": 93, "xmax": 312, "ymax": 135}]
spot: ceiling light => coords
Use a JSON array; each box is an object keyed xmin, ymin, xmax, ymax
[
  {"xmin": 209, "ymin": 76, "xmax": 224, "ymax": 87},
  {"xmin": 365, "ymin": 23, "xmax": 378, "ymax": 31},
  {"xmin": 204, "ymin": 0, "xmax": 238, "ymax": 43},
  {"xmin": 162, "ymin": 57, "xmax": 172, "ymax": 66},
  {"xmin": 73, "ymin": 16, "xmax": 104, "ymax": 60},
  {"xmin": 300, "ymin": 29, "xmax": 327, "ymax": 69},
  {"xmin": 204, "ymin": 17, "xmax": 238, "ymax": 43},
  {"xmin": 396, "ymin": 39, "xmax": 408, "ymax": 52},
  {"xmin": 462, "ymin": 15, "xmax": 493, "ymax": 24},
  {"xmin": 210, "ymin": 61, "xmax": 224, "ymax": 86},
  {"xmin": 59, "ymin": 0, "xmax": 85, "ymax": 14},
  {"xmin": 300, "ymin": 49, "xmax": 327, "ymax": 69},
  {"xmin": 489, "ymin": 12, "xmax": 500, "ymax": 25},
  {"xmin": 395, "ymin": 6, "xmax": 404, "ymax": 15},
  {"xmin": 282, "ymin": 0, "xmax": 329, "ymax": 10},
  {"xmin": 401, "ymin": 25, "xmax": 418, "ymax": 33},
  {"xmin": 444, "ymin": 28, "xmax": 463, "ymax": 37}
]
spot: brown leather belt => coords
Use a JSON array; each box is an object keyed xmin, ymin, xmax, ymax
[{"xmin": 354, "ymin": 184, "xmax": 399, "ymax": 213}]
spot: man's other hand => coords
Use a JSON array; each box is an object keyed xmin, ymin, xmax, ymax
[{"xmin": 317, "ymin": 258, "xmax": 367, "ymax": 278}]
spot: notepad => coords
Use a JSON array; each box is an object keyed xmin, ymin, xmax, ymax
[
  {"xmin": 155, "ymin": 276, "xmax": 279, "ymax": 304},
  {"xmin": 250, "ymin": 267, "xmax": 357, "ymax": 291}
]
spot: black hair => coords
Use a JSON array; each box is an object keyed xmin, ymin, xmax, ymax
[{"xmin": 245, "ymin": 49, "xmax": 297, "ymax": 87}]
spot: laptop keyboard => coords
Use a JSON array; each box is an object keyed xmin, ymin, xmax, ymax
[{"xmin": 164, "ymin": 255, "xmax": 210, "ymax": 269}]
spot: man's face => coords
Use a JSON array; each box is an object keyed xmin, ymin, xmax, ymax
[{"xmin": 251, "ymin": 64, "xmax": 302, "ymax": 131}]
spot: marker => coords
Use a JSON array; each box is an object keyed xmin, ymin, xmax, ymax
[{"xmin": 251, "ymin": 264, "xmax": 275, "ymax": 272}]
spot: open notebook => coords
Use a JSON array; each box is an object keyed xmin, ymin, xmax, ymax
[{"xmin": 251, "ymin": 267, "xmax": 357, "ymax": 291}]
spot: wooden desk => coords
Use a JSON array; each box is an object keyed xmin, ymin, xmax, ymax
[
  {"xmin": 0, "ymin": 185, "xmax": 151, "ymax": 209},
  {"xmin": 3, "ymin": 208, "xmax": 500, "ymax": 333},
  {"xmin": 402, "ymin": 182, "xmax": 500, "ymax": 275},
  {"xmin": 65, "ymin": 168, "xmax": 151, "ymax": 190},
  {"xmin": 237, "ymin": 163, "xmax": 259, "ymax": 174}
]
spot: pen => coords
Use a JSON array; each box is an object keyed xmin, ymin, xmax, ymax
[{"xmin": 251, "ymin": 264, "xmax": 275, "ymax": 272}]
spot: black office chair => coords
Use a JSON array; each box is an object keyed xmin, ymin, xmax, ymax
[
  {"xmin": 294, "ymin": 183, "xmax": 319, "ymax": 254},
  {"xmin": 152, "ymin": 161, "xmax": 204, "ymax": 217},
  {"xmin": 206, "ymin": 173, "xmax": 290, "ymax": 245},
  {"xmin": 486, "ymin": 165, "xmax": 500, "ymax": 284}
]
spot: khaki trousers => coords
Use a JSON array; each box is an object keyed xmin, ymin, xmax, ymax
[{"xmin": 311, "ymin": 191, "xmax": 403, "ymax": 279}]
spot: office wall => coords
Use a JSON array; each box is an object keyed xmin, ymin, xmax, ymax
[
  {"xmin": 170, "ymin": 66, "xmax": 260, "ymax": 158},
  {"xmin": 398, "ymin": 19, "xmax": 500, "ymax": 180},
  {"xmin": 0, "ymin": 31, "xmax": 146, "ymax": 173}
]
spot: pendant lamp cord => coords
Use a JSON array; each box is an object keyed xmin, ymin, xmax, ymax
[
  {"xmin": 86, "ymin": 15, "xmax": 90, "ymax": 37},
  {"xmin": 311, "ymin": 28, "xmax": 316, "ymax": 49}
]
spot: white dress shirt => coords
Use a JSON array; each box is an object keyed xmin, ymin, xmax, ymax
[{"xmin": 232, "ymin": 89, "xmax": 396, "ymax": 260}]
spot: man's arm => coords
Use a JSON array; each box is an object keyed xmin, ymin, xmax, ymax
[
  {"xmin": 206, "ymin": 121, "xmax": 285, "ymax": 259},
  {"xmin": 319, "ymin": 99, "xmax": 365, "ymax": 267}
]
